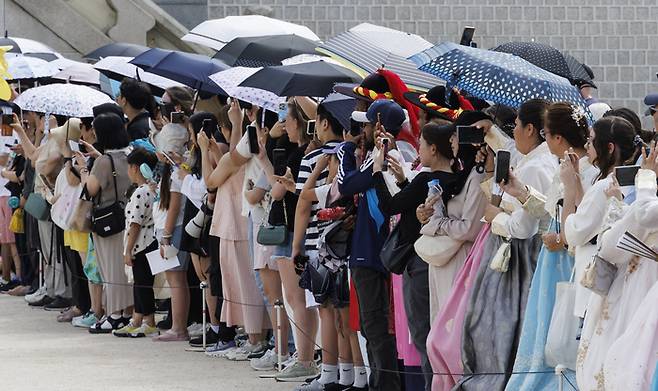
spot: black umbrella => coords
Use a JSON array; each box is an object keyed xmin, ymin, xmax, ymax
[
  {"xmin": 212, "ymin": 34, "xmax": 318, "ymax": 67},
  {"xmin": 320, "ymin": 93, "xmax": 356, "ymax": 132},
  {"xmin": 85, "ymin": 43, "xmax": 150, "ymax": 61},
  {"xmin": 493, "ymin": 41, "xmax": 596, "ymax": 87},
  {"xmin": 239, "ymin": 61, "xmax": 362, "ymax": 97}
]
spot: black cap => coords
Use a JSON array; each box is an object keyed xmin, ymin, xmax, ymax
[
  {"xmin": 93, "ymin": 102, "xmax": 125, "ymax": 121},
  {"xmin": 454, "ymin": 110, "xmax": 493, "ymax": 127}
]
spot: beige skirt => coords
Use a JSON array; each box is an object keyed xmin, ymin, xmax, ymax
[{"xmin": 93, "ymin": 232, "xmax": 133, "ymax": 314}]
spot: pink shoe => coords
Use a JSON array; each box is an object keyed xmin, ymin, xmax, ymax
[{"xmin": 152, "ymin": 330, "xmax": 189, "ymax": 342}]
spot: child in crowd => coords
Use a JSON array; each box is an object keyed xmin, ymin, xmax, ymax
[{"xmin": 114, "ymin": 148, "xmax": 159, "ymax": 338}]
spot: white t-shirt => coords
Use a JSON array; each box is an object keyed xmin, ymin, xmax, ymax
[
  {"xmin": 153, "ymin": 167, "xmax": 186, "ymax": 230},
  {"xmin": 124, "ymin": 184, "xmax": 157, "ymax": 256},
  {"xmin": 235, "ymin": 129, "xmax": 264, "ymax": 217}
]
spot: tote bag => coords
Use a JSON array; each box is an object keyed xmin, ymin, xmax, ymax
[
  {"xmin": 545, "ymin": 276, "xmax": 580, "ymax": 370},
  {"xmin": 51, "ymin": 182, "xmax": 82, "ymax": 230}
]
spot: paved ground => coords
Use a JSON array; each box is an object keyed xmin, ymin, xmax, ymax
[{"xmin": 0, "ymin": 295, "xmax": 293, "ymax": 391}]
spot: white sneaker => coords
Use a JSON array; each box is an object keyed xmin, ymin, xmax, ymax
[
  {"xmin": 250, "ymin": 348, "xmax": 290, "ymax": 371},
  {"xmin": 275, "ymin": 360, "xmax": 320, "ymax": 382},
  {"xmin": 226, "ymin": 341, "xmax": 267, "ymax": 361},
  {"xmin": 25, "ymin": 286, "xmax": 47, "ymax": 304},
  {"xmin": 187, "ymin": 322, "xmax": 205, "ymax": 338}
]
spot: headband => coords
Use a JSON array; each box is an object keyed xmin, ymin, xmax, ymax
[{"xmin": 419, "ymin": 95, "xmax": 463, "ymax": 120}]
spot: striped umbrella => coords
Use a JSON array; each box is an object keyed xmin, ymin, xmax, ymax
[{"xmin": 317, "ymin": 23, "xmax": 441, "ymax": 91}]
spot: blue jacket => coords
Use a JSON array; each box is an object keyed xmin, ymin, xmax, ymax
[{"xmin": 337, "ymin": 142, "xmax": 388, "ymax": 272}]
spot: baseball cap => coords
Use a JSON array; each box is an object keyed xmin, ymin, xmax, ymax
[
  {"xmin": 644, "ymin": 93, "xmax": 658, "ymax": 116},
  {"xmin": 351, "ymin": 100, "xmax": 405, "ymax": 136}
]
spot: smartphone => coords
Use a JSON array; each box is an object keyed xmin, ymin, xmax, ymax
[
  {"xmin": 247, "ymin": 125, "xmax": 259, "ymax": 154},
  {"xmin": 273, "ymin": 148, "xmax": 287, "ymax": 176},
  {"xmin": 349, "ymin": 119, "xmax": 362, "ymax": 137},
  {"xmin": 495, "ymin": 149, "xmax": 511, "ymax": 184},
  {"xmin": 202, "ymin": 118, "xmax": 215, "ymax": 136},
  {"xmin": 615, "ymin": 165, "xmax": 640, "ymax": 187},
  {"xmin": 161, "ymin": 151, "xmax": 179, "ymax": 168},
  {"xmin": 306, "ymin": 120, "xmax": 316, "ymax": 136},
  {"xmin": 278, "ymin": 103, "xmax": 288, "ymax": 123},
  {"xmin": 170, "ymin": 111, "xmax": 185, "ymax": 124},
  {"xmin": 457, "ymin": 125, "xmax": 485, "ymax": 145},
  {"xmin": 459, "ymin": 26, "xmax": 475, "ymax": 46},
  {"xmin": 160, "ymin": 102, "xmax": 175, "ymax": 120},
  {"xmin": 381, "ymin": 138, "xmax": 389, "ymax": 172}
]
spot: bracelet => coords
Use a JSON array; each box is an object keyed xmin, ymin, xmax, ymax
[
  {"xmin": 485, "ymin": 169, "xmax": 494, "ymax": 173},
  {"xmin": 162, "ymin": 233, "xmax": 173, "ymax": 239}
]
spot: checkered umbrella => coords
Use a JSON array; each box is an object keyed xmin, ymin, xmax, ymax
[{"xmin": 410, "ymin": 42, "xmax": 587, "ymax": 110}]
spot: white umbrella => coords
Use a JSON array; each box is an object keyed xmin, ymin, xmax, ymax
[
  {"xmin": 93, "ymin": 56, "xmax": 184, "ymax": 91},
  {"xmin": 50, "ymin": 58, "xmax": 87, "ymax": 71},
  {"xmin": 182, "ymin": 15, "xmax": 320, "ymax": 51},
  {"xmin": 5, "ymin": 55, "xmax": 60, "ymax": 80},
  {"xmin": 0, "ymin": 37, "xmax": 63, "ymax": 61},
  {"xmin": 14, "ymin": 84, "xmax": 113, "ymax": 117},
  {"xmin": 52, "ymin": 63, "xmax": 101, "ymax": 86},
  {"xmin": 209, "ymin": 66, "xmax": 284, "ymax": 112}
]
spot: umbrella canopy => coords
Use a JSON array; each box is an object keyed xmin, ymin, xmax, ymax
[
  {"xmin": 493, "ymin": 41, "xmax": 596, "ymax": 87},
  {"xmin": 50, "ymin": 58, "xmax": 87, "ymax": 70},
  {"xmin": 213, "ymin": 34, "xmax": 318, "ymax": 67},
  {"xmin": 5, "ymin": 55, "xmax": 59, "ymax": 80},
  {"xmin": 93, "ymin": 56, "xmax": 184, "ymax": 94},
  {"xmin": 182, "ymin": 15, "xmax": 320, "ymax": 51},
  {"xmin": 239, "ymin": 60, "xmax": 362, "ymax": 98},
  {"xmin": 0, "ymin": 37, "xmax": 62, "ymax": 61},
  {"xmin": 319, "ymin": 93, "xmax": 356, "ymax": 132},
  {"xmin": 130, "ymin": 48, "xmax": 228, "ymax": 95},
  {"xmin": 51, "ymin": 63, "xmax": 101, "ymax": 86},
  {"xmin": 410, "ymin": 42, "xmax": 587, "ymax": 109},
  {"xmin": 209, "ymin": 67, "xmax": 284, "ymax": 112},
  {"xmin": 14, "ymin": 83, "xmax": 113, "ymax": 117},
  {"xmin": 317, "ymin": 23, "xmax": 440, "ymax": 91},
  {"xmin": 84, "ymin": 43, "xmax": 149, "ymax": 61}
]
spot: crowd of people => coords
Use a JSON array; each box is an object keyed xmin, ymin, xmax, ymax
[{"xmin": 1, "ymin": 61, "xmax": 658, "ymax": 391}]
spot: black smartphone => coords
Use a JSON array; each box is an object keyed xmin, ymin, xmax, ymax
[
  {"xmin": 381, "ymin": 138, "xmax": 389, "ymax": 172},
  {"xmin": 495, "ymin": 149, "xmax": 511, "ymax": 184},
  {"xmin": 160, "ymin": 102, "xmax": 175, "ymax": 120},
  {"xmin": 273, "ymin": 148, "xmax": 287, "ymax": 176},
  {"xmin": 247, "ymin": 125, "xmax": 259, "ymax": 155},
  {"xmin": 459, "ymin": 26, "xmax": 475, "ymax": 46},
  {"xmin": 349, "ymin": 119, "xmax": 362, "ymax": 137},
  {"xmin": 170, "ymin": 111, "xmax": 185, "ymax": 124},
  {"xmin": 306, "ymin": 120, "xmax": 316, "ymax": 136},
  {"xmin": 457, "ymin": 125, "xmax": 485, "ymax": 145},
  {"xmin": 202, "ymin": 118, "xmax": 215, "ymax": 137},
  {"xmin": 615, "ymin": 165, "xmax": 640, "ymax": 187}
]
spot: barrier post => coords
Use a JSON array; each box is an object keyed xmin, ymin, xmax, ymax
[
  {"xmin": 555, "ymin": 364, "xmax": 566, "ymax": 391},
  {"xmin": 274, "ymin": 300, "xmax": 283, "ymax": 371},
  {"xmin": 200, "ymin": 281, "xmax": 208, "ymax": 349}
]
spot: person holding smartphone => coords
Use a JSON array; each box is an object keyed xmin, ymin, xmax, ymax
[{"xmin": 116, "ymin": 78, "xmax": 151, "ymax": 141}]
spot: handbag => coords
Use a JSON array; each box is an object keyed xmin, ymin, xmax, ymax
[
  {"xmin": 68, "ymin": 186, "xmax": 93, "ymax": 233},
  {"xmin": 51, "ymin": 181, "xmax": 81, "ymax": 230},
  {"xmin": 9, "ymin": 208, "xmax": 24, "ymax": 233},
  {"xmin": 490, "ymin": 237, "xmax": 512, "ymax": 272},
  {"xmin": 580, "ymin": 254, "xmax": 618, "ymax": 296},
  {"xmin": 414, "ymin": 234, "xmax": 463, "ymax": 267},
  {"xmin": 380, "ymin": 221, "xmax": 414, "ymax": 274},
  {"xmin": 257, "ymin": 199, "xmax": 288, "ymax": 246},
  {"xmin": 545, "ymin": 269, "xmax": 579, "ymax": 370},
  {"xmin": 91, "ymin": 154, "xmax": 125, "ymax": 237},
  {"xmin": 24, "ymin": 193, "xmax": 51, "ymax": 221}
]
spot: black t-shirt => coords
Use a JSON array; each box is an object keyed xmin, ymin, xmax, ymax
[
  {"xmin": 126, "ymin": 111, "xmax": 150, "ymax": 141},
  {"xmin": 268, "ymin": 140, "xmax": 308, "ymax": 231}
]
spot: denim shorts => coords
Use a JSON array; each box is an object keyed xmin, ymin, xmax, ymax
[{"xmin": 270, "ymin": 233, "xmax": 293, "ymax": 261}]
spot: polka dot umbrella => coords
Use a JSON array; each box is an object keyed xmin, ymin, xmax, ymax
[{"xmin": 409, "ymin": 42, "xmax": 588, "ymax": 111}]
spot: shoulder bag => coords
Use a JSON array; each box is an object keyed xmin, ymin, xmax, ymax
[
  {"xmin": 257, "ymin": 199, "xmax": 288, "ymax": 246},
  {"xmin": 91, "ymin": 154, "xmax": 125, "ymax": 237},
  {"xmin": 380, "ymin": 220, "xmax": 414, "ymax": 274}
]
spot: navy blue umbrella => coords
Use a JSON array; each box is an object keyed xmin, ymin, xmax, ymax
[
  {"xmin": 130, "ymin": 48, "xmax": 228, "ymax": 95},
  {"xmin": 410, "ymin": 42, "xmax": 587, "ymax": 110},
  {"xmin": 320, "ymin": 91, "xmax": 356, "ymax": 132}
]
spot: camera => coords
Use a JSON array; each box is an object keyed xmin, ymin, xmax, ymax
[{"xmin": 184, "ymin": 198, "xmax": 214, "ymax": 238}]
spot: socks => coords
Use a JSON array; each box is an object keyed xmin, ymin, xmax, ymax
[
  {"xmin": 353, "ymin": 366, "xmax": 368, "ymax": 388},
  {"xmin": 319, "ymin": 364, "xmax": 338, "ymax": 385},
  {"xmin": 339, "ymin": 363, "xmax": 354, "ymax": 386},
  {"xmin": 210, "ymin": 324, "xmax": 220, "ymax": 334}
]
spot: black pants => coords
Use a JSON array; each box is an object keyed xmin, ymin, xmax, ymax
[
  {"xmin": 132, "ymin": 241, "xmax": 158, "ymax": 316},
  {"xmin": 352, "ymin": 267, "xmax": 401, "ymax": 391},
  {"xmin": 24, "ymin": 213, "xmax": 40, "ymax": 289},
  {"xmin": 403, "ymin": 254, "xmax": 432, "ymax": 391},
  {"xmin": 208, "ymin": 235, "xmax": 236, "ymax": 342},
  {"xmin": 63, "ymin": 246, "xmax": 91, "ymax": 314}
]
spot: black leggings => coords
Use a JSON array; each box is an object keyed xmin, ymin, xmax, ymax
[
  {"xmin": 64, "ymin": 246, "xmax": 90, "ymax": 314},
  {"xmin": 132, "ymin": 241, "xmax": 158, "ymax": 316},
  {"xmin": 208, "ymin": 235, "xmax": 236, "ymax": 342}
]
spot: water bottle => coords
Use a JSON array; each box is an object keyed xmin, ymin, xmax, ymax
[{"xmin": 427, "ymin": 179, "xmax": 446, "ymax": 217}]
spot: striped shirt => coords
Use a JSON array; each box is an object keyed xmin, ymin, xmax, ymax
[{"xmin": 296, "ymin": 141, "xmax": 341, "ymax": 252}]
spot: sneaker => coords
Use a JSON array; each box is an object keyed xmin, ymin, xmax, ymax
[
  {"xmin": 89, "ymin": 316, "xmax": 128, "ymax": 334},
  {"xmin": 189, "ymin": 328, "xmax": 219, "ymax": 347},
  {"xmin": 250, "ymin": 348, "xmax": 290, "ymax": 371},
  {"xmin": 28, "ymin": 295, "xmax": 54, "ymax": 307},
  {"xmin": 25, "ymin": 286, "xmax": 47, "ymax": 304},
  {"xmin": 132, "ymin": 324, "xmax": 159, "ymax": 338},
  {"xmin": 113, "ymin": 322, "xmax": 141, "ymax": 338},
  {"xmin": 275, "ymin": 360, "xmax": 320, "ymax": 382},
  {"xmin": 157, "ymin": 316, "xmax": 171, "ymax": 330},
  {"xmin": 72, "ymin": 312, "xmax": 99, "ymax": 328},
  {"xmin": 0, "ymin": 280, "xmax": 19, "ymax": 293},
  {"xmin": 294, "ymin": 379, "xmax": 339, "ymax": 391},
  {"xmin": 227, "ymin": 340, "xmax": 267, "ymax": 361},
  {"xmin": 205, "ymin": 340, "xmax": 236, "ymax": 358},
  {"xmin": 43, "ymin": 296, "xmax": 72, "ymax": 312},
  {"xmin": 187, "ymin": 322, "xmax": 205, "ymax": 338}
]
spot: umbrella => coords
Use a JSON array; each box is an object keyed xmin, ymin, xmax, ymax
[
  {"xmin": 0, "ymin": 37, "xmax": 62, "ymax": 61},
  {"xmin": 51, "ymin": 63, "xmax": 101, "ymax": 86},
  {"xmin": 317, "ymin": 23, "xmax": 440, "ymax": 91},
  {"xmin": 493, "ymin": 41, "xmax": 596, "ymax": 87},
  {"xmin": 84, "ymin": 42, "xmax": 149, "ymax": 61},
  {"xmin": 209, "ymin": 67, "xmax": 284, "ymax": 112},
  {"xmin": 50, "ymin": 58, "xmax": 87, "ymax": 70},
  {"xmin": 212, "ymin": 34, "xmax": 319, "ymax": 67},
  {"xmin": 319, "ymin": 93, "xmax": 356, "ymax": 132},
  {"xmin": 5, "ymin": 56, "xmax": 59, "ymax": 80},
  {"xmin": 182, "ymin": 15, "xmax": 320, "ymax": 51},
  {"xmin": 14, "ymin": 83, "xmax": 113, "ymax": 117},
  {"xmin": 410, "ymin": 42, "xmax": 587, "ymax": 109},
  {"xmin": 239, "ymin": 60, "xmax": 362, "ymax": 98},
  {"xmin": 130, "ymin": 48, "xmax": 228, "ymax": 95},
  {"xmin": 93, "ymin": 56, "xmax": 184, "ymax": 94}
]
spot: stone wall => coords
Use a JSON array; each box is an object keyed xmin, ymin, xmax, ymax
[{"xmin": 206, "ymin": 0, "xmax": 658, "ymax": 115}]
